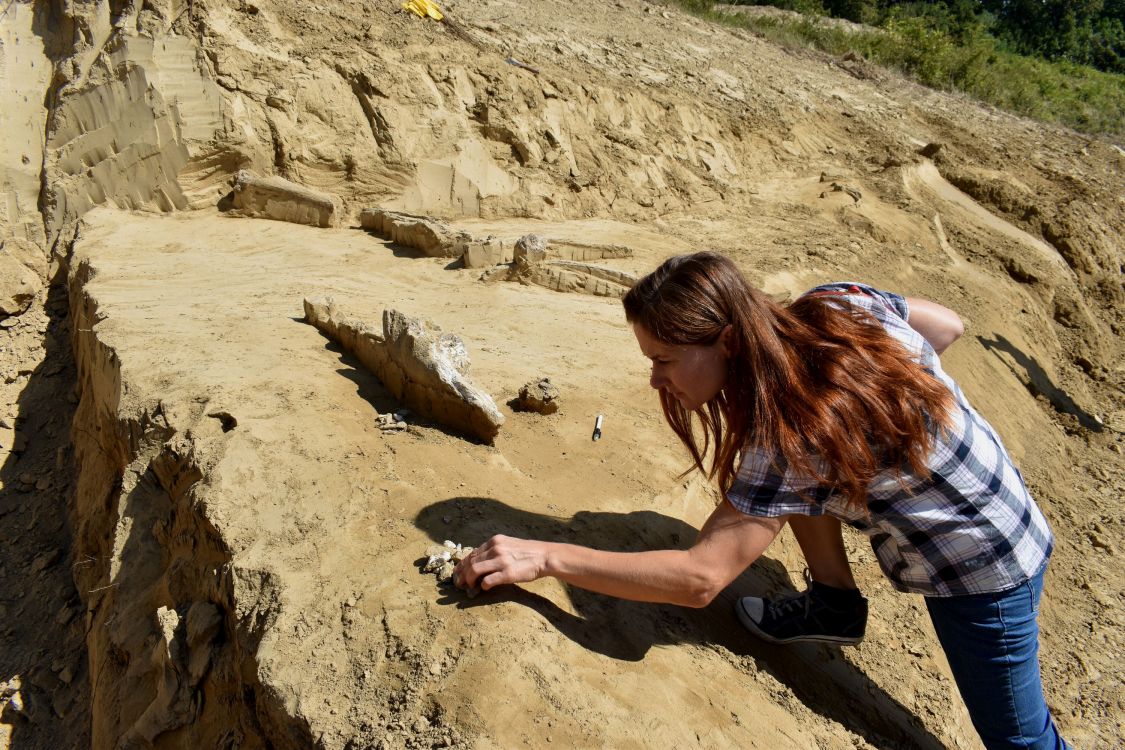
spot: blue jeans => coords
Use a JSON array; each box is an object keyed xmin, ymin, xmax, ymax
[{"xmin": 925, "ymin": 567, "xmax": 1069, "ymax": 750}]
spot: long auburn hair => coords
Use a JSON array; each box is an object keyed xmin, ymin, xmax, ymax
[{"xmin": 623, "ymin": 251, "xmax": 954, "ymax": 510}]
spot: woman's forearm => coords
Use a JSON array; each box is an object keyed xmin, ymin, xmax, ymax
[
  {"xmin": 542, "ymin": 544, "xmax": 721, "ymax": 607},
  {"xmin": 455, "ymin": 504, "xmax": 783, "ymax": 607}
]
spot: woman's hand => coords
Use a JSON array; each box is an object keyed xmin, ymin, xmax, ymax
[{"xmin": 454, "ymin": 535, "xmax": 550, "ymax": 592}]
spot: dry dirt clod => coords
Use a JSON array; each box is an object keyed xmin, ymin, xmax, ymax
[{"xmin": 512, "ymin": 377, "xmax": 560, "ymax": 415}]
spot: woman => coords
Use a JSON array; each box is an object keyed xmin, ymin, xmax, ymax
[{"xmin": 455, "ymin": 251, "xmax": 1069, "ymax": 750}]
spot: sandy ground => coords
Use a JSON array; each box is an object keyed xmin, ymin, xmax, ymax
[
  {"xmin": 66, "ymin": 207, "xmax": 976, "ymax": 749},
  {"xmin": 1, "ymin": 0, "xmax": 1122, "ymax": 747}
]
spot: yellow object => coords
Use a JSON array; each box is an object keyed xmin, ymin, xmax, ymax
[{"xmin": 402, "ymin": 0, "xmax": 443, "ymax": 21}]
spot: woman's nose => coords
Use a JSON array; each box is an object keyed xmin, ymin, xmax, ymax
[{"xmin": 649, "ymin": 370, "xmax": 665, "ymax": 390}]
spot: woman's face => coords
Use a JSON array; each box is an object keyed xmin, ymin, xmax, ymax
[{"xmin": 633, "ymin": 324, "xmax": 731, "ymax": 412}]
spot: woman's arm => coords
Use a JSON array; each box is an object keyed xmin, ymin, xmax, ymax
[
  {"xmin": 903, "ymin": 297, "xmax": 964, "ymax": 355},
  {"xmin": 454, "ymin": 501, "xmax": 785, "ymax": 608}
]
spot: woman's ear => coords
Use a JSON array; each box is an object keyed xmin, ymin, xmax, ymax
[{"xmin": 718, "ymin": 324, "xmax": 735, "ymax": 357}]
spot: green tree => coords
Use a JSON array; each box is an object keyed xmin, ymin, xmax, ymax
[
  {"xmin": 821, "ymin": 0, "xmax": 877, "ymax": 23},
  {"xmin": 980, "ymin": 0, "xmax": 1125, "ymax": 70}
]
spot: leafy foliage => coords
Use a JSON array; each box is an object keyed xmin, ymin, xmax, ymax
[
  {"xmin": 729, "ymin": 0, "xmax": 1125, "ymax": 73},
  {"xmin": 675, "ymin": 1, "xmax": 1125, "ymax": 137}
]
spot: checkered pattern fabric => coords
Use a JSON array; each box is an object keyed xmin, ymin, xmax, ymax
[{"xmin": 727, "ymin": 282, "xmax": 1054, "ymax": 597}]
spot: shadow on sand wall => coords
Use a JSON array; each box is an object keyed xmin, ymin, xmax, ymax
[{"xmin": 979, "ymin": 334, "xmax": 1104, "ymax": 433}]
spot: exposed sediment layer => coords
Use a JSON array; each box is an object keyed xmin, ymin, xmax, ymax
[
  {"xmin": 68, "ymin": 257, "xmax": 315, "ymax": 748},
  {"xmin": 0, "ymin": 2, "xmax": 52, "ymax": 250},
  {"xmin": 46, "ymin": 63, "xmax": 190, "ymax": 233},
  {"xmin": 43, "ymin": 29, "xmax": 231, "ymax": 247}
]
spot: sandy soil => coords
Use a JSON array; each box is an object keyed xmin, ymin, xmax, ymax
[{"xmin": 0, "ymin": 0, "xmax": 1122, "ymax": 748}]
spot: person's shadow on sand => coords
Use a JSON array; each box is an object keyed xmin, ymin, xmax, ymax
[{"xmin": 416, "ymin": 496, "xmax": 950, "ymax": 750}]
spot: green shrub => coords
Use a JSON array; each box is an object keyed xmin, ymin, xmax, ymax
[{"xmin": 678, "ymin": 2, "xmax": 1125, "ymax": 138}]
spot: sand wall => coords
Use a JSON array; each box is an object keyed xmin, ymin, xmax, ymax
[
  {"xmin": 13, "ymin": 0, "xmax": 231, "ymax": 251},
  {"xmin": 46, "ymin": 65, "xmax": 191, "ymax": 241},
  {"xmin": 67, "ymin": 257, "xmax": 315, "ymax": 749},
  {"xmin": 0, "ymin": 2, "xmax": 52, "ymax": 250}
]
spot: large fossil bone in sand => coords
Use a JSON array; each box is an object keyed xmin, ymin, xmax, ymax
[
  {"xmin": 474, "ymin": 233, "xmax": 637, "ymax": 297},
  {"xmin": 359, "ymin": 208, "xmax": 473, "ymax": 257},
  {"xmin": 303, "ymin": 297, "xmax": 504, "ymax": 442},
  {"xmin": 230, "ymin": 170, "xmax": 339, "ymax": 227},
  {"xmin": 360, "ymin": 208, "xmax": 513, "ymax": 266}
]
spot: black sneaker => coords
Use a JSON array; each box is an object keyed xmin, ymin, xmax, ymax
[{"xmin": 735, "ymin": 574, "xmax": 868, "ymax": 646}]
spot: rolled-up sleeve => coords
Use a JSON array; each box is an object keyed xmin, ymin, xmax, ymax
[{"xmin": 726, "ymin": 449, "xmax": 831, "ymax": 518}]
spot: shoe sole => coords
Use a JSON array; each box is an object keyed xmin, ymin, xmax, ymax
[{"xmin": 734, "ymin": 599, "xmax": 864, "ymax": 646}]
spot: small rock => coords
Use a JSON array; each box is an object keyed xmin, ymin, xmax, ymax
[
  {"xmin": 513, "ymin": 378, "xmax": 560, "ymax": 415},
  {"xmin": 919, "ymin": 142, "xmax": 944, "ymax": 158},
  {"xmin": 422, "ymin": 540, "xmax": 479, "ymax": 595},
  {"xmin": 423, "ymin": 552, "xmax": 450, "ymax": 572},
  {"xmin": 6, "ymin": 689, "xmax": 25, "ymax": 717},
  {"xmin": 1088, "ymin": 532, "xmax": 1115, "ymax": 554},
  {"xmin": 436, "ymin": 561, "xmax": 455, "ymax": 582},
  {"xmin": 376, "ymin": 411, "xmax": 412, "ymax": 431}
]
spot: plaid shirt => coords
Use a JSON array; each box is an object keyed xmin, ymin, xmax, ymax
[{"xmin": 727, "ymin": 283, "xmax": 1054, "ymax": 597}]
